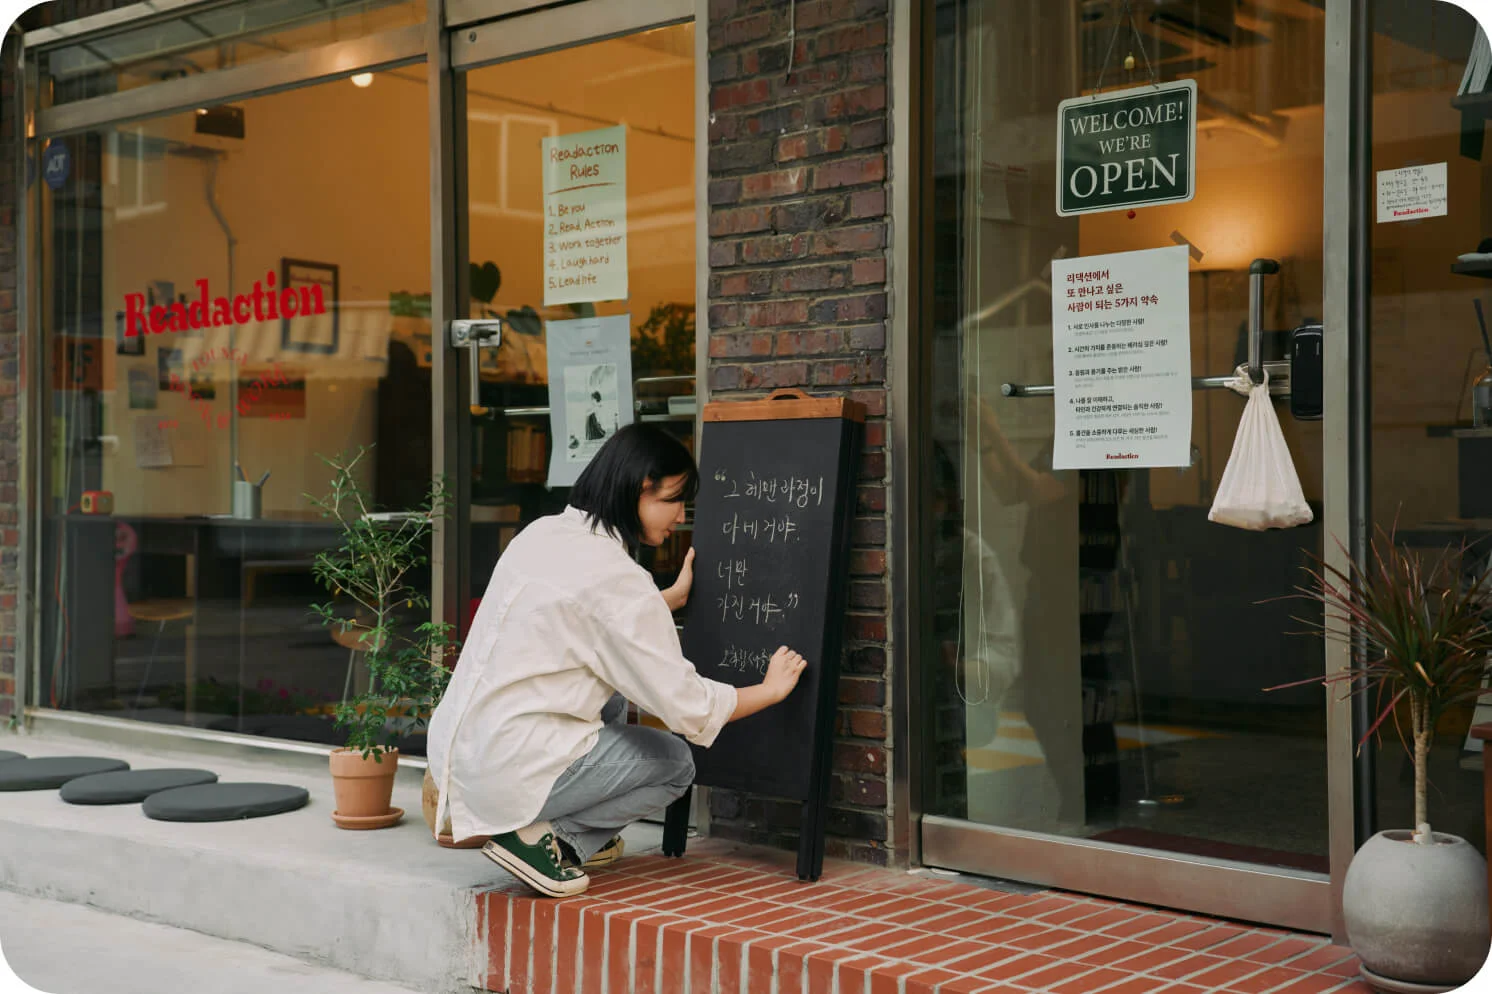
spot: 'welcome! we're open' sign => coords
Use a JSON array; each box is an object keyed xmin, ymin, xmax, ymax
[{"xmin": 1056, "ymin": 79, "xmax": 1197, "ymax": 218}]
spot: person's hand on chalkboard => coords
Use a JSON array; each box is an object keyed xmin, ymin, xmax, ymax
[
  {"xmin": 763, "ymin": 646, "xmax": 808, "ymax": 702},
  {"xmin": 662, "ymin": 547, "xmax": 696, "ymax": 613},
  {"xmin": 727, "ymin": 646, "xmax": 809, "ymax": 723}
]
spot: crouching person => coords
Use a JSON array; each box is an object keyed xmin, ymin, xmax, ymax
[{"xmin": 425, "ymin": 424, "xmax": 807, "ymax": 898}]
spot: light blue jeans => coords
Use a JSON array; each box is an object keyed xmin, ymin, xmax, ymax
[{"xmin": 535, "ymin": 694, "xmax": 694, "ymax": 863}]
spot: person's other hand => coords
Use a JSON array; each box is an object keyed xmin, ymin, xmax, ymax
[
  {"xmin": 763, "ymin": 646, "xmax": 808, "ymax": 703},
  {"xmin": 663, "ymin": 547, "xmax": 695, "ymax": 612}
]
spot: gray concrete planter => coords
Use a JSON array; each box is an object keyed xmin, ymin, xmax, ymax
[{"xmin": 1343, "ymin": 830, "xmax": 1490, "ymax": 993}]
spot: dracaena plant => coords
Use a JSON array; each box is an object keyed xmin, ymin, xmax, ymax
[
  {"xmin": 306, "ymin": 447, "xmax": 458, "ymax": 761},
  {"xmin": 1275, "ymin": 525, "xmax": 1492, "ymax": 840}
]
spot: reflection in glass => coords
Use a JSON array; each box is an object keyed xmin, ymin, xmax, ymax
[
  {"xmin": 40, "ymin": 66, "xmax": 433, "ymax": 751},
  {"xmin": 1370, "ymin": 0, "xmax": 1492, "ymax": 852}
]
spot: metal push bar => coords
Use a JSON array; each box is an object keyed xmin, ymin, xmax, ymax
[{"xmin": 1001, "ymin": 257, "xmax": 1287, "ymax": 399}]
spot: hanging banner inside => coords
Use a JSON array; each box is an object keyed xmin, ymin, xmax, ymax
[
  {"xmin": 545, "ymin": 314, "xmax": 635, "ymax": 488},
  {"xmin": 1052, "ymin": 245, "xmax": 1193, "ymax": 470},
  {"xmin": 543, "ymin": 125, "xmax": 628, "ymax": 306},
  {"xmin": 1056, "ymin": 79, "xmax": 1196, "ymax": 217}
]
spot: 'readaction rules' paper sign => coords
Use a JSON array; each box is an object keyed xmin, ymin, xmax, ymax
[
  {"xmin": 543, "ymin": 126, "xmax": 628, "ymax": 306},
  {"xmin": 1051, "ymin": 245, "xmax": 1193, "ymax": 470}
]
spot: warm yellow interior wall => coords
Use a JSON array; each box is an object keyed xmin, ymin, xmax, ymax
[
  {"xmin": 1075, "ymin": 85, "xmax": 1484, "ymax": 529},
  {"xmin": 94, "ymin": 23, "xmax": 696, "ymax": 516},
  {"xmin": 464, "ymin": 26, "xmax": 697, "ymax": 364},
  {"xmin": 1079, "ymin": 106, "xmax": 1328, "ymax": 510},
  {"xmin": 98, "ymin": 67, "xmax": 432, "ymax": 515}
]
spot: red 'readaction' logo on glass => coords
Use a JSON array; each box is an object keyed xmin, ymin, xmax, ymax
[{"xmin": 124, "ymin": 272, "xmax": 326, "ymax": 337}]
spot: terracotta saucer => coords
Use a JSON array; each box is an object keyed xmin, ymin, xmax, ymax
[
  {"xmin": 332, "ymin": 806, "xmax": 404, "ymax": 830},
  {"xmin": 437, "ymin": 832, "xmax": 491, "ymax": 850}
]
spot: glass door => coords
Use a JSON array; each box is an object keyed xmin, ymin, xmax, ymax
[
  {"xmin": 446, "ymin": 4, "xmax": 698, "ymax": 662},
  {"xmin": 919, "ymin": 0, "xmax": 1334, "ymax": 929}
]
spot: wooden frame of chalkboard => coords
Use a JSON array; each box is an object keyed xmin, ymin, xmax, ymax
[{"xmin": 661, "ymin": 388, "xmax": 865, "ymax": 881}]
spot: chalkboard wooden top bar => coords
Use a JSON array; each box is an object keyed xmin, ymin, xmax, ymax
[{"xmin": 703, "ymin": 387, "xmax": 866, "ymax": 424}]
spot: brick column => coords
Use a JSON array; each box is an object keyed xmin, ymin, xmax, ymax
[{"xmin": 704, "ymin": 0, "xmax": 892, "ymax": 865}]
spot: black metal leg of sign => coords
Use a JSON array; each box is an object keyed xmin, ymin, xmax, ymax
[
  {"xmin": 662, "ymin": 786, "xmax": 692, "ymax": 858},
  {"xmin": 796, "ymin": 769, "xmax": 831, "ymax": 882},
  {"xmin": 795, "ymin": 797, "xmax": 823, "ymax": 881}
]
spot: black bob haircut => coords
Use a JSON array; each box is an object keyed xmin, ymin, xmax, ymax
[{"xmin": 569, "ymin": 423, "xmax": 700, "ymax": 549}]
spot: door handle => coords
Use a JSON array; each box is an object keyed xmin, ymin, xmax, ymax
[
  {"xmin": 1247, "ymin": 258, "xmax": 1280, "ymax": 385},
  {"xmin": 449, "ymin": 319, "xmax": 503, "ymax": 417}
]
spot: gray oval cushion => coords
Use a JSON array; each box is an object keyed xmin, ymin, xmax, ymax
[
  {"xmin": 61, "ymin": 768, "xmax": 219, "ymax": 805},
  {"xmin": 0, "ymin": 757, "xmax": 130, "ymax": 791},
  {"xmin": 0, "ymin": 751, "xmax": 24, "ymax": 763},
  {"xmin": 142, "ymin": 783, "xmax": 310, "ymax": 822}
]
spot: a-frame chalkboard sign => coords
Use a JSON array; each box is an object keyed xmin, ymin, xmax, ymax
[{"xmin": 661, "ymin": 388, "xmax": 864, "ymax": 881}]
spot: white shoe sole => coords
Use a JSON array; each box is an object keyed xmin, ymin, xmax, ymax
[{"xmin": 482, "ymin": 842, "xmax": 590, "ymax": 899}]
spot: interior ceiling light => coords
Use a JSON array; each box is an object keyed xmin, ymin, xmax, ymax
[{"xmin": 351, "ymin": 72, "xmax": 373, "ymax": 88}]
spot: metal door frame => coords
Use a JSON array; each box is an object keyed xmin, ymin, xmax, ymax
[
  {"xmin": 904, "ymin": 0, "xmax": 1370, "ymax": 941},
  {"xmin": 425, "ymin": 0, "xmax": 700, "ymax": 649}
]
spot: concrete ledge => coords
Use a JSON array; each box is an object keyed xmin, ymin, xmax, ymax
[{"xmin": 0, "ymin": 728, "xmax": 487, "ymax": 993}]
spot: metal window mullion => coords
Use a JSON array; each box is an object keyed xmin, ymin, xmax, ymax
[
  {"xmin": 1322, "ymin": 0, "xmax": 1367, "ymax": 947},
  {"xmin": 16, "ymin": 32, "xmax": 38, "ymax": 720},
  {"xmin": 449, "ymin": 0, "xmax": 691, "ymax": 71},
  {"xmin": 35, "ymin": 24, "xmax": 424, "ymax": 139},
  {"xmin": 428, "ymin": 0, "xmax": 468, "ymax": 642}
]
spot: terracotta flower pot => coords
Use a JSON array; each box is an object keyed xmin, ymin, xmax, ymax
[
  {"xmin": 329, "ymin": 747, "xmax": 401, "ymax": 829},
  {"xmin": 422, "ymin": 767, "xmax": 487, "ymax": 849}
]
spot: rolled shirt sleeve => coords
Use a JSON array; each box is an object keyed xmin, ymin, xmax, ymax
[{"xmin": 589, "ymin": 587, "xmax": 738, "ymax": 748}]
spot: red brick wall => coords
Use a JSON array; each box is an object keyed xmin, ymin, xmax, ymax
[{"xmin": 704, "ymin": 0, "xmax": 893, "ymax": 865}]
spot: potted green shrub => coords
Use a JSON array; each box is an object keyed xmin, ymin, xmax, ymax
[
  {"xmin": 1277, "ymin": 528, "xmax": 1492, "ymax": 992},
  {"xmin": 307, "ymin": 448, "xmax": 457, "ymax": 830}
]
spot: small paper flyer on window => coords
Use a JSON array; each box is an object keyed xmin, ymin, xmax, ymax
[
  {"xmin": 545, "ymin": 314, "xmax": 635, "ymax": 489},
  {"xmin": 1051, "ymin": 245, "xmax": 1193, "ymax": 471}
]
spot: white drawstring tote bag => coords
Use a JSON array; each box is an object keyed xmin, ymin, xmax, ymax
[{"xmin": 1208, "ymin": 365, "xmax": 1314, "ymax": 531}]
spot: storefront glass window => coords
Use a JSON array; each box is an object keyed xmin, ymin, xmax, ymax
[
  {"xmin": 39, "ymin": 64, "xmax": 433, "ymax": 749},
  {"xmin": 924, "ymin": 0, "xmax": 1330, "ymax": 870},
  {"xmin": 459, "ymin": 23, "xmax": 697, "ymax": 619},
  {"xmin": 1369, "ymin": 0, "xmax": 1490, "ymax": 852}
]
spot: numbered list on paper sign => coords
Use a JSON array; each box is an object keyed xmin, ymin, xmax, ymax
[{"xmin": 1051, "ymin": 244, "xmax": 1193, "ymax": 470}]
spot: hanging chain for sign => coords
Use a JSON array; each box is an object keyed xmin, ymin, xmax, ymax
[{"xmin": 1092, "ymin": 0, "xmax": 1161, "ymax": 97}]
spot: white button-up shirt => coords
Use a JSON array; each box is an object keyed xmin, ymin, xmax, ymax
[{"xmin": 426, "ymin": 506, "xmax": 738, "ymax": 841}]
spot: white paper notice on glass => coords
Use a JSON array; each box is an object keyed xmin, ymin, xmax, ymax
[
  {"xmin": 543, "ymin": 125, "xmax": 628, "ymax": 306},
  {"xmin": 1376, "ymin": 163, "xmax": 1448, "ymax": 224},
  {"xmin": 133, "ymin": 416, "xmax": 172, "ymax": 469},
  {"xmin": 545, "ymin": 314, "xmax": 635, "ymax": 488},
  {"xmin": 1052, "ymin": 245, "xmax": 1192, "ymax": 470}
]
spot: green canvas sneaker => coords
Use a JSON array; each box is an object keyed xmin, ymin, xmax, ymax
[
  {"xmin": 482, "ymin": 830, "xmax": 590, "ymax": 898},
  {"xmin": 580, "ymin": 835, "xmax": 625, "ymax": 869}
]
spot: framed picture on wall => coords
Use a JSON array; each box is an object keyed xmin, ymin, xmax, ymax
[
  {"xmin": 279, "ymin": 258, "xmax": 339, "ymax": 355},
  {"xmin": 115, "ymin": 310, "xmax": 144, "ymax": 356}
]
